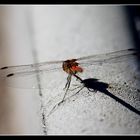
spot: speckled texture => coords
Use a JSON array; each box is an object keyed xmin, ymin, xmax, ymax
[
  {"xmin": 0, "ymin": 6, "xmax": 140, "ymax": 135},
  {"xmin": 30, "ymin": 6, "xmax": 140, "ymax": 135}
]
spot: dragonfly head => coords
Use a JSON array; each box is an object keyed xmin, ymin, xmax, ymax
[{"xmin": 62, "ymin": 59, "xmax": 83, "ymax": 74}]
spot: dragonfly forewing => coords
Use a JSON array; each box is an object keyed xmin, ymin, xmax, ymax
[{"xmin": 77, "ymin": 48, "xmax": 139, "ymax": 67}]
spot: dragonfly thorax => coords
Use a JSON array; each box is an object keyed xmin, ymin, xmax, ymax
[{"xmin": 62, "ymin": 59, "xmax": 83, "ymax": 74}]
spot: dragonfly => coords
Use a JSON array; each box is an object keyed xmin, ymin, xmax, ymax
[{"xmin": 0, "ymin": 48, "xmax": 139, "ymax": 102}]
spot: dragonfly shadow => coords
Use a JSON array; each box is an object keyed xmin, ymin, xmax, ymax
[
  {"xmin": 80, "ymin": 78, "xmax": 140, "ymax": 116},
  {"xmin": 47, "ymin": 78, "xmax": 140, "ymax": 118},
  {"xmin": 81, "ymin": 78, "xmax": 109, "ymax": 93}
]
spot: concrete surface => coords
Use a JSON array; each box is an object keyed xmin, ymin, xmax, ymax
[
  {"xmin": 0, "ymin": 6, "xmax": 43, "ymax": 134},
  {"xmin": 0, "ymin": 5, "xmax": 140, "ymax": 135}
]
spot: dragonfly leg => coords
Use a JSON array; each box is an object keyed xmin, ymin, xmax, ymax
[
  {"xmin": 60, "ymin": 74, "xmax": 72, "ymax": 105},
  {"xmin": 58, "ymin": 73, "xmax": 82, "ymax": 106},
  {"xmin": 63, "ymin": 74, "xmax": 71, "ymax": 90},
  {"xmin": 68, "ymin": 84, "xmax": 83, "ymax": 91},
  {"xmin": 71, "ymin": 86, "xmax": 85, "ymax": 97},
  {"xmin": 47, "ymin": 79, "xmax": 83, "ymax": 117},
  {"xmin": 59, "ymin": 86, "xmax": 85, "ymax": 105}
]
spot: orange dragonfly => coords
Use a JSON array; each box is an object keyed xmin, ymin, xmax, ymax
[{"xmin": 0, "ymin": 48, "xmax": 139, "ymax": 102}]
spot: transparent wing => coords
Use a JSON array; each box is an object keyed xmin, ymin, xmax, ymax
[
  {"xmin": 77, "ymin": 49, "xmax": 140, "ymax": 67},
  {"xmin": 1, "ymin": 48, "xmax": 139, "ymax": 79},
  {"xmin": 0, "ymin": 60, "xmax": 64, "ymax": 89},
  {"xmin": 76, "ymin": 49, "xmax": 140, "ymax": 86},
  {"xmin": 0, "ymin": 60, "xmax": 63, "ymax": 79},
  {"xmin": 0, "ymin": 66, "xmax": 67, "ymax": 89}
]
